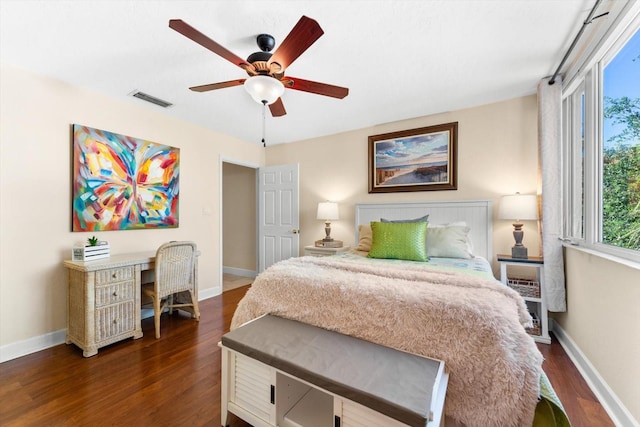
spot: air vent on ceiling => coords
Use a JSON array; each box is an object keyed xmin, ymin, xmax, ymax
[{"xmin": 130, "ymin": 90, "xmax": 173, "ymax": 108}]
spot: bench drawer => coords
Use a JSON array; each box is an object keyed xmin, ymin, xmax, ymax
[
  {"xmin": 232, "ymin": 354, "xmax": 274, "ymax": 423},
  {"xmin": 341, "ymin": 399, "xmax": 408, "ymax": 427}
]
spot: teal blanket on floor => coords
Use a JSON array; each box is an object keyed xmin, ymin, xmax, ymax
[{"xmin": 535, "ymin": 372, "xmax": 571, "ymax": 427}]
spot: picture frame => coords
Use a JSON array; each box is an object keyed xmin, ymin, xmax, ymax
[
  {"xmin": 72, "ymin": 124, "xmax": 180, "ymax": 231},
  {"xmin": 368, "ymin": 122, "xmax": 458, "ymax": 193}
]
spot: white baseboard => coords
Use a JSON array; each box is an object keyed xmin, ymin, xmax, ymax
[
  {"xmin": 1, "ymin": 287, "xmax": 222, "ymax": 364},
  {"xmin": 0, "ymin": 329, "xmax": 66, "ymax": 363},
  {"xmin": 199, "ymin": 286, "xmax": 221, "ymax": 300},
  {"xmin": 223, "ymin": 266, "xmax": 257, "ymax": 278},
  {"xmin": 552, "ymin": 322, "xmax": 639, "ymax": 427}
]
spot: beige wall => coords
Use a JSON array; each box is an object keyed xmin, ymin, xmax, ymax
[
  {"xmin": 0, "ymin": 63, "xmax": 265, "ymax": 348},
  {"xmin": 266, "ymin": 95, "xmax": 541, "ymax": 273},
  {"xmin": 555, "ymin": 248, "xmax": 640, "ymax": 422},
  {"xmin": 222, "ymin": 162, "xmax": 256, "ymax": 271}
]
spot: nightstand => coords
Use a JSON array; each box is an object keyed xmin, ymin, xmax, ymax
[
  {"xmin": 497, "ymin": 254, "xmax": 550, "ymax": 344},
  {"xmin": 304, "ymin": 245, "xmax": 351, "ymax": 257}
]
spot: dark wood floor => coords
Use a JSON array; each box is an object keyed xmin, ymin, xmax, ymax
[{"xmin": 0, "ymin": 285, "xmax": 614, "ymax": 427}]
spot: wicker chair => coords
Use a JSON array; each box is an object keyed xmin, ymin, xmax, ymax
[{"xmin": 142, "ymin": 241, "xmax": 200, "ymax": 338}]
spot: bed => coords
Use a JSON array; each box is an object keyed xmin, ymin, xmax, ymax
[{"xmin": 231, "ymin": 200, "xmax": 567, "ymax": 427}]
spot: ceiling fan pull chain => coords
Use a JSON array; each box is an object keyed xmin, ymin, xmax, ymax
[{"xmin": 261, "ymin": 101, "xmax": 267, "ymax": 147}]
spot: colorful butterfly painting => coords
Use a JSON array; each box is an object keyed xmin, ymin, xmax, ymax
[{"xmin": 72, "ymin": 124, "xmax": 179, "ymax": 231}]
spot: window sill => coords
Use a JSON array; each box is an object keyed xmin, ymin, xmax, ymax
[{"xmin": 562, "ymin": 243, "xmax": 640, "ymax": 272}]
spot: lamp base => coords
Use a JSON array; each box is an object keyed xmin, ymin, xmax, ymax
[
  {"xmin": 315, "ymin": 239, "xmax": 343, "ymax": 248},
  {"xmin": 511, "ymin": 245, "xmax": 528, "ymax": 259}
]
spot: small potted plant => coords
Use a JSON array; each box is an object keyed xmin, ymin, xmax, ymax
[{"xmin": 72, "ymin": 235, "xmax": 110, "ymax": 261}]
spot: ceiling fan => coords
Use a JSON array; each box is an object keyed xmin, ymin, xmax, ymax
[{"xmin": 169, "ymin": 16, "xmax": 349, "ymax": 117}]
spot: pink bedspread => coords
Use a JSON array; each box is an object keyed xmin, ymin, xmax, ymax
[{"xmin": 232, "ymin": 255, "xmax": 543, "ymax": 427}]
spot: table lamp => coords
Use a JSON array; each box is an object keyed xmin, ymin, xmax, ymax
[
  {"xmin": 499, "ymin": 193, "xmax": 538, "ymax": 258},
  {"xmin": 316, "ymin": 202, "xmax": 343, "ymax": 248}
]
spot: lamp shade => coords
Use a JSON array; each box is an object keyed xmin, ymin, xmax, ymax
[
  {"xmin": 317, "ymin": 202, "xmax": 339, "ymax": 221},
  {"xmin": 244, "ymin": 75, "xmax": 285, "ymax": 105},
  {"xmin": 499, "ymin": 193, "xmax": 538, "ymax": 221}
]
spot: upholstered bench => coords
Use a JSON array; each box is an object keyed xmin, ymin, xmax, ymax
[{"xmin": 220, "ymin": 314, "xmax": 448, "ymax": 427}]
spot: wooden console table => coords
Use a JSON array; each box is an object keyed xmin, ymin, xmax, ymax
[{"xmin": 63, "ymin": 251, "xmax": 198, "ymax": 357}]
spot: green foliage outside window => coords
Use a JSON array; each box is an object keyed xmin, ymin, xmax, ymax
[{"xmin": 602, "ymin": 96, "xmax": 640, "ymax": 250}]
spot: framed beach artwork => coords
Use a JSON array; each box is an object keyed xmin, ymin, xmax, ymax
[
  {"xmin": 72, "ymin": 124, "xmax": 180, "ymax": 231},
  {"xmin": 368, "ymin": 122, "xmax": 458, "ymax": 193}
]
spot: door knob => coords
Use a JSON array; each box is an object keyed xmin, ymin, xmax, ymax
[{"xmin": 292, "ymin": 229, "xmax": 299, "ymax": 234}]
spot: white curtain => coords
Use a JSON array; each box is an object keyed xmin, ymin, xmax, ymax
[{"xmin": 538, "ymin": 76, "xmax": 567, "ymax": 312}]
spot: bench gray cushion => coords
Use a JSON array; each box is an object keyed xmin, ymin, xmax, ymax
[{"xmin": 222, "ymin": 314, "xmax": 443, "ymax": 427}]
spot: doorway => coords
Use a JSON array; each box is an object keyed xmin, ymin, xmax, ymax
[{"xmin": 222, "ymin": 161, "xmax": 257, "ymax": 292}]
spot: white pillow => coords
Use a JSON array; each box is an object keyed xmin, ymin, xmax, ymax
[
  {"xmin": 356, "ymin": 224, "xmax": 372, "ymax": 251},
  {"xmin": 426, "ymin": 223, "xmax": 474, "ymax": 259}
]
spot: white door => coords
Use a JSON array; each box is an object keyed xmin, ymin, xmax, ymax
[{"xmin": 258, "ymin": 163, "xmax": 299, "ymax": 272}]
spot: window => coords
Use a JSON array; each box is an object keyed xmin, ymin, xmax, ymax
[
  {"xmin": 601, "ymin": 29, "xmax": 640, "ymax": 251},
  {"xmin": 562, "ymin": 12, "xmax": 640, "ymax": 263}
]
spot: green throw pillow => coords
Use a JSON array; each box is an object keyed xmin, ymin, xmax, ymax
[{"xmin": 367, "ymin": 221, "xmax": 429, "ymax": 262}]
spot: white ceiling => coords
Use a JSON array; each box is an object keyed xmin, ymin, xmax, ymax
[{"xmin": 0, "ymin": 0, "xmax": 598, "ymax": 145}]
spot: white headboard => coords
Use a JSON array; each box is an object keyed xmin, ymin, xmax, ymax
[{"xmin": 355, "ymin": 200, "xmax": 493, "ymax": 260}]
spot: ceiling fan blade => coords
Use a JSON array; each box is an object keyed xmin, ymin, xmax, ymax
[
  {"xmin": 283, "ymin": 77, "xmax": 349, "ymax": 99},
  {"xmin": 268, "ymin": 16, "xmax": 324, "ymax": 71},
  {"xmin": 169, "ymin": 19, "xmax": 255, "ymax": 73},
  {"xmin": 269, "ymin": 98, "xmax": 287, "ymax": 117},
  {"xmin": 189, "ymin": 79, "xmax": 246, "ymax": 92}
]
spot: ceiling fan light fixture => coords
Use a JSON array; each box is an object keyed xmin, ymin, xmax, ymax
[{"xmin": 244, "ymin": 75, "xmax": 285, "ymax": 105}]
